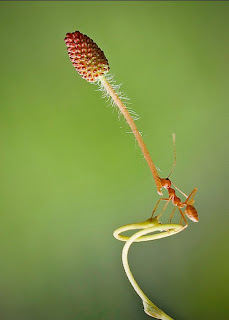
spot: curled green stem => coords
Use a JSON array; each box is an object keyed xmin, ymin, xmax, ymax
[{"xmin": 114, "ymin": 217, "xmax": 184, "ymax": 319}]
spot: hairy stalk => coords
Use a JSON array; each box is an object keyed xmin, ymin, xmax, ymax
[
  {"xmin": 114, "ymin": 218, "xmax": 184, "ymax": 319},
  {"xmin": 99, "ymin": 75, "xmax": 162, "ymax": 195}
]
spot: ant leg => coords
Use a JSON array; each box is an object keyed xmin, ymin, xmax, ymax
[
  {"xmin": 178, "ymin": 207, "xmax": 188, "ymax": 227},
  {"xmin": 152, "ymin": 198, "xmax": 169, "ymax": 218},
  {"xmin": 169, "ymin": 207, "xmax": 177, "ymax": 224},
  {"xmin": 157, "ymin": 195, "xmax": 173, "ymax": 220},
  {"xmin": 185, "ymin": 188, "xmax": 198, "ymax": 205}
]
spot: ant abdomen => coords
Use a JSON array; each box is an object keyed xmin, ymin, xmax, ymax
[{"xmin": 185, "ymin": 205, "xmax": 199, "ymax": 222}]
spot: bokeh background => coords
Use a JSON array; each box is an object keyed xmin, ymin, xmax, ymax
[{"xmin": 1, "ymin": 1, "xmax": 229, "ymax": 319}]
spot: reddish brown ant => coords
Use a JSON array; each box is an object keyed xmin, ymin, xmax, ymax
[{"xmin": 152, "ymin": 134, "xmax": 198, "ymax": 226}]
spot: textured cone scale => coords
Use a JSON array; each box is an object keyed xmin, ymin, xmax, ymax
[{"xmin": 65, "ymin": 31, "xmax": 110, "ymax": 83}]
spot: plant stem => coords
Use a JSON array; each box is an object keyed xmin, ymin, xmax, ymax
[
  {"xmin": 114, "ymin": 218, "xmax": 184, "ymax": 319},
  {"xmin": 100, "ymin": 75, "xmax": 162, "ymax": 195}
]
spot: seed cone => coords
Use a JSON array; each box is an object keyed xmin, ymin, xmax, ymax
[{"xmin": 65, "ymin": 31, "xmax": 110, "ymax": 83}]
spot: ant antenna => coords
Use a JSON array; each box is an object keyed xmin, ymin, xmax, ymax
[
  {"xmin": 166, "ymin": 133, "xmax": 188, "ymax": 198},
  {"xmin": 171, "ymin": 181, "xmax": 188, "ymax": 198},
  {"xmin": 167, "ymin": 133, "xmax": 176, "ymax": 178}
]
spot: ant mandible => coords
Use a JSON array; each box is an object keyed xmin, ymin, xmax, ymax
[{"xmin": 152, "ymin": 134, "xmax": 198, "ymax": 227}]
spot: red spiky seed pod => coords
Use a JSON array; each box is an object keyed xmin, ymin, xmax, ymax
[{"xmin": 65, "ymin": 31, "xmax": 110, "ymax": 83}]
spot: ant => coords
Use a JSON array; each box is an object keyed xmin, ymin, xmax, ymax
[{"xmin": 152, "ymin": 134, "xmax": 198, "ymax": 227}]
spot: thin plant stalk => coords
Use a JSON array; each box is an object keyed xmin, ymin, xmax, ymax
[{"xmin": 99, "ymin": 75, "xmax": 162, "ymax": 195}]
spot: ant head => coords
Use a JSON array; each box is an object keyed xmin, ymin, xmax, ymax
[{"xmin": 160, "ymin": 178, "xmax": 171, "ymax": 189}]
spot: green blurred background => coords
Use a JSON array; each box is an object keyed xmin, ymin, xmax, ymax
[{"xmin": 0, "ymin": 1, "xmax": 229, "ymax": 319}]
